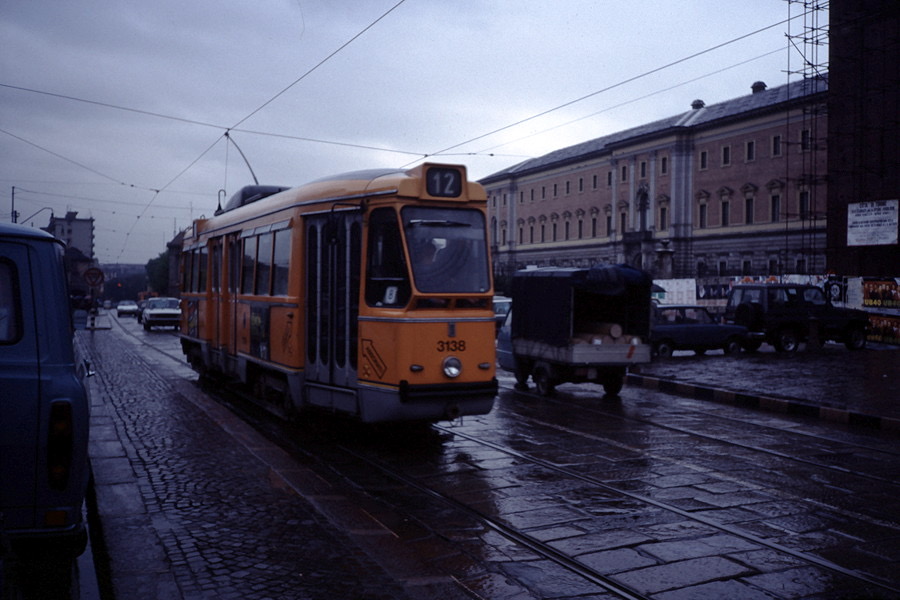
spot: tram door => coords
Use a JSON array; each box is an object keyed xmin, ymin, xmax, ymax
[{"xmin": 304, "ymin": 212, "xmax": 361, "ymax": 412}]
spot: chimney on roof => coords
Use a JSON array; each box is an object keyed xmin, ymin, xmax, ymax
[
  {"xmin": 751, "ymin": 81, "xmax": 767, "ymax": 94},
  {"xmin": 691, "ymin": 99, "xmax": 705, "ymax": 110}
]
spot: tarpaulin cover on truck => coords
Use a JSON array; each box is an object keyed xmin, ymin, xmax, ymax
[{"xmin": 510, "ymin": 264, "xmax": 652, "ymax": 347}]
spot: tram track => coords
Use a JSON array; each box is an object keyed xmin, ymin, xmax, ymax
[
  {"xmin": 209, "ymin": 381, "xmax": 900, "ymax": 598},
  {"xmin": 510, "ymin": 381, "xmax": 900, "ymax": 486},
  {"xmin": 112, "ymin": 319, "xmax": 900, "ymax": 597}
]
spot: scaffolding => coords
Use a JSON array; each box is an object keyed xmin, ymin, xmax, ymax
[{"xmin": 783, "ymin": 1, "xmax": 829, "ymax": 276}]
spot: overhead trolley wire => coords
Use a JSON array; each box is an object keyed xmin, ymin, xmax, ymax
[{"xmin": 410, "ymin": 10, "xmax": 817, "ymax": 166}]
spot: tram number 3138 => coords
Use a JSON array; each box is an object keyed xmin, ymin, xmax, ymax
[{"xmin": 437, "ymin": 339, "xmax": 466, "ymax": 352}]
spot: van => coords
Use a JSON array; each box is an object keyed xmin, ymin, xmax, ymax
[{"xmin": 0, "ymin": 223, "xmax": 91, "ymax": 558}]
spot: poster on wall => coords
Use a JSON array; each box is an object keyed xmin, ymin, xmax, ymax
[{"xmin": 847, "ymin": 199, "xmax": 899, "ymax": 246}]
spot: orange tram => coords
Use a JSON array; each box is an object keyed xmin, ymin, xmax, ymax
[{"xmin": 179, "ymin": 163, "xmax": 497, "ymax": 423}]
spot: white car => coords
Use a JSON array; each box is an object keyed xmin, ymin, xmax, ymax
[{"xmin": 141, "ymin": 297, "xmax": 181, "ymax": 331}]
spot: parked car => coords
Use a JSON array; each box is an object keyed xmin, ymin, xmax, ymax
[
  {"xmin": 116, "ymin": 300, "xmax": 140, "ymax": 318},
  {"xmin": 651, "ymin": 304, "xmax": 747, "ymax": 357},
  {"xmin": 724, "ymin": 283, "xmax": 869, "ymax": 352},
  {"xmin": 0, "ymin": 223, "xmax": 91, "ymax": 558},
  {"xmin": 141, "ymin": 297, "xmax": 181, "ymax": 331},
  {"xmin": 492, "ymin": 295, "xmax": 511, "ymax": 333}
]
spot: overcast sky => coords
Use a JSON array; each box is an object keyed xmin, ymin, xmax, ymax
[{"xmin": 1, "ymin": 0, "xmax": 820, "ymax": 264}]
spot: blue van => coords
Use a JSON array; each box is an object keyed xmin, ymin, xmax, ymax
[{"xmin": 0, "ymin": 223, "xmax": 91, "ymax": 557}]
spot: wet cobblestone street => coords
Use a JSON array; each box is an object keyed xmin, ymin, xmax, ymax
[
  {"xmin": 75, "ymin": 317, "xmax": 900, "ymax": 599},
  {"xmin": 82, "ymin": 326, "xmax": 417, "ymax": 599}
]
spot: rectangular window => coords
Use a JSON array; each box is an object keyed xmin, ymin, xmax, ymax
[
  {"xmin": 578, "ymin": 178, "xmax": 584, "ymax": 192},
  {"xmin": 700, "ymin": 151, "xmax": 708, "ymax": 170},
  {"xmin": 718, "ymin": 260, "xmax": 728, "ymax": 276},
  {"xmin": 742, "ymin": 260, "xmax": 752, "ymax": 275},
  {"xmin": 659, "ymin": 207, "xmax": 668, "ymax": 231},
  {"xmin": 211, "ymin": 241, "xmax": 221, "ymax": 292},
  {"xmin": 606, "ymin": 215, "xmax": 612, "ymax": 236},
  {"xmin": 799, "ymin": 190, "xmax": 810, "ymax": 219},
  {"xmin": 620, "ymin": 212, "xmax": 627, "ymax": 233},
  {"xmin": 745, "ymin": 198, "xmax": 754, "ymax": 224},
  {"xmin": 721, "ymin": 201, "xmax": 730, "ymax": 226},
  {"xmin": 772, "ymin": 134, "xmax": 782, "ymax": 157},
  {"xmin": 552, "ymin": 223, "xmax": 557, "ymax": 241},
  {"xmin": 553, "ymin": 184, "xmax": 558, "ymax": 197},
  {"xmin": 0, "ymin": 260, "xmax": 21, "ymax": 342},
  {"xmin": 621, "ymin": 165, "xmax": 627, "ymax": 181},
  {"xmin": 660, "ymin": 156, "xmax": 668, "ymax": 174},
  {"xmin": 565, "ymin": 181, "xmax": 570, "ymax": 194},
  {"xmin": 592, "ymin": 175, "xmax": 598, "ymax": 189},
  {"xmin": 198, "ymin": 246, "xmax": 208, "ymax": 292},
  {"xmin": 607, "ymin": 171, "xmax": 613, "ymax": 186},
  {"xmin": 255, "ymin": 232, "xmax": 273, "ymax": 295},
  {"xmin": 181, "ymin": 250, "xmax": 192, "ymax": 293},
  {"xmin": 699, "ymin": 204, "xmax": 707, "ymax": 228},
  {"xmin": 722, "ymin": 145, "xmax": 731, "ymax": 166},
  {"xmin": 746, "ymin": 140, "xmax": 755, "ymax": 161},
  {"xmin": 190, "ymin": 249, "xmax": 200, "ymax": 292},
  {"xmin": 800, "ymin": 129, "xmax": 812, "ymax": 151},
  {"xmin": 592, "ymin": 217, "xmax": 597, "ymax": 237},
  {"xmin": 241, "ymin": 236, "xmax": 256, "ymax": 294},
  {"xmin": 771, "ymin": 194, "xmax": 781, "ymax": 222},
  {"xmin": 640, "ymin": 161, "xmax": 647, "ymax": 178},
  {"xmin": 272, "ymin": 229, "xmax": 291, "ymax": 296}
]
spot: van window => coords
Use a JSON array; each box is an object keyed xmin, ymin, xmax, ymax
[{"xmin": 0, "ymin": 260, "xmax": 20, "ymax": 342}]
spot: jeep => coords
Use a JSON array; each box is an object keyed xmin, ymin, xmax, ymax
[{"xmin": 724, "ymin": 283, "xmax": 869, "ymax": 353}]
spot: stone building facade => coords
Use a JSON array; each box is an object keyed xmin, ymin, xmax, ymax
[{"xmin": 481, "ymin": 78, "xmax": 828, "ymax": 291}]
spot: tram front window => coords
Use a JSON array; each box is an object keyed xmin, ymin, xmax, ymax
[{"xmin": 403, "ymin": 206, "xmax": 490, "ymax": 294}]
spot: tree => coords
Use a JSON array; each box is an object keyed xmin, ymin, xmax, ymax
[{"xmin": 146, "ymin": 250, "xmax": 169, "ymax": 294}]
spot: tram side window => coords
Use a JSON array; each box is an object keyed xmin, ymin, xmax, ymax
[
  {"xmin": 242, "ymin": 236, "xmax": 257, "ymax": 294},
  {"xmin": 272, "ymin": 229, "xmax": 291, "ymax": 296},
  {"xmin": 365, "ymin": 207, "xmax": 410, "ymax": 307},
  {"xmin": 198, "ymin": 247, "xmax": 208, "ymax": 293},
  {"xmin": 182, "ymin": 251, "xmax": 192, "ymax": 293},
  {"xmin": 255, "ymin": 233, "xmax": 273, "ymax": 295},
  {"xmin": 0, "ymin": 261, "xmax": 20, "ymax": 343}
]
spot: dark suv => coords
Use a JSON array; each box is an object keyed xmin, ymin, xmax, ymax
[{"xmin": 724, "ymin": 283, "xmax": 869, "ymax": 353}]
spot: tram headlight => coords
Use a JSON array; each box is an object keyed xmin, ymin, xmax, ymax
[{"xmin": 442, "ymin": 356, "xmax": 462, "ymax": 378}]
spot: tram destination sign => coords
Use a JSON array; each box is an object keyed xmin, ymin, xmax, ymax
[{"xmin": 847, "ymin": 199, "xmax": 898, "ymax": 247}]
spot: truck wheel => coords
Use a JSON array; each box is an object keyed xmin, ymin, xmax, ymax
[
  {"xmin": 514, "ymin": 363, "xmax": 530, "ymax": 390},
  {"xmin": 774, "ymin": 328, "xmax": 799, "ymax": 353},
  {"xmin": 534, "ymin": 366, "xmax": 555, "ymax": 397},
  {"xmin": 844, "ymin": 325, "xmax": 867, "ymax": 350},
  {"xmin": 602, "ymin": 374, "xmax": 624, "ymax": 397}
]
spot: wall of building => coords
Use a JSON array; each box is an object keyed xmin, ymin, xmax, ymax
[{"xmin": 484, "ymin": 80, "xmax": 829, "ymax": 289}]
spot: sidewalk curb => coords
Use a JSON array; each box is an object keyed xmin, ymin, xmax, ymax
[{"xmin": 627, "ymin": 373, "xmax": 900, "ymax": 434}]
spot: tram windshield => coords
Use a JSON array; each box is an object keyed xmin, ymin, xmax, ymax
[{"xmin": 402, "ymin": 206, "xmax": 490, "ymax": 294}]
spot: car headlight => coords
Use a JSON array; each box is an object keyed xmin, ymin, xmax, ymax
[{"xmin": 442, "ymin": 356, "xmax": 462, "ymax": 378}]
